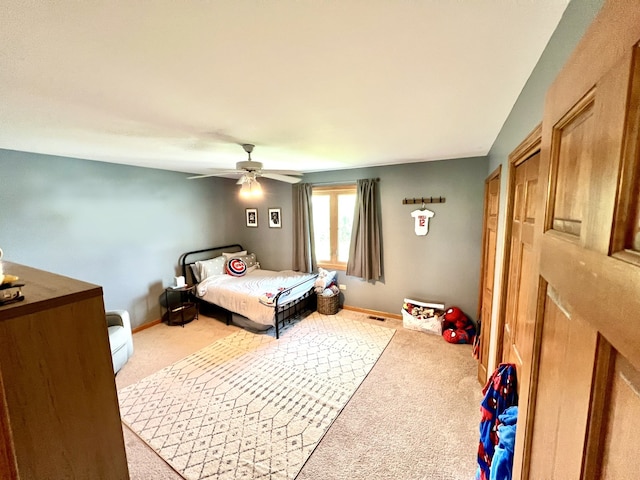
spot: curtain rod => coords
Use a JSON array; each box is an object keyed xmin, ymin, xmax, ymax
[{"xmin": 309, "ymin": 178, "xmax": 380, "ymax": 186}]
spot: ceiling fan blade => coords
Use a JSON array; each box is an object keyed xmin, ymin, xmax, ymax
[
  {"xmin": 261, "ymin": 172, "xmax": 303, "ymax": 184},
  {"xmin": 188, "ymin": 173, "xmax": 221, "ymax": 179},
  {"xmin": 188, "ymin": 144, "xmax": 303, "ymax": 182},
  {"xmin": 261, "ymin": 169, "xmax": 303, "ymax": 176},
  {"xmin": 187, "ymin": 170, "xmax": 240, "ymax": 179}
]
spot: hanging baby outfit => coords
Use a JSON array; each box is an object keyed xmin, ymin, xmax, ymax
[{"xmin": 411, "ymin": 208, "xmax": 434, "ymax": 235}]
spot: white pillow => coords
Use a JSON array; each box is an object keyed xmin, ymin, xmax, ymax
[
  {"xmin": 222, "ymin": 250, "xmax": 247, "ymax": 259},
  {"xmin": 190, "ymin": 264, "xmax": 201, "ymax": 283},
  {"xmin": 196, "ymin": 256, "xmax": 226, "ymax": 280},
  {"xmin": 228, "ymin": 253, "xmax": 259, "ymax": 269}
]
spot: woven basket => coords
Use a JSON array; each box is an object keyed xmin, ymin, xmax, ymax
[{"xmin": 317, "ymin": 293, "xmax": 340, "ymax": 315}]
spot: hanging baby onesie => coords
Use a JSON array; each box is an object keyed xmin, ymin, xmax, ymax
[{"xmin": 411, "ymin": 208, "xmax": 435, "ymax": 235}]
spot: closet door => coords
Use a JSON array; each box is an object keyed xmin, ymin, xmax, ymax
[
  {"xmin": 493, "ymin": 128, "xmax": 543, "ymax": 479},
  {"xmin": 523, "ymin": 2, "xmax": 640, "ymax": 479},
  {"xmin": 502, "ymin": 150, "xmax": 540, "ymax": 372},
  {"xmin": 477, "ymin": 166, "xmax": 501, "ymax": 384}
]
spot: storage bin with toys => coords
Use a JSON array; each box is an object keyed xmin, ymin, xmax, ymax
[
  {"xmin": 315, "ymin": 268, "xmax": 340, "ymax": 315},
  {"xmin": 402, "ymin": 299, "xmax": 476, "ymax": 344},
  {"xmin": 401, "ymin": 298, "xmax": 445, "ymax": 335}
]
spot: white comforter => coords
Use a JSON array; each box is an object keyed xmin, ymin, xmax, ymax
[{"xmin": 196, "ymin": 269, "xmax": 316, "ymax": 326}]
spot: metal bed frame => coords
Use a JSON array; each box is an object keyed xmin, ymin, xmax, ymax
[{"xmin": 179, "ymin": 244, "xmax": 317, "ymax": 338}]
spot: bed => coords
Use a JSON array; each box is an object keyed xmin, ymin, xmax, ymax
[{"xmin": 179, "ymin": 244, "xmax": 319, "ymax": 338}]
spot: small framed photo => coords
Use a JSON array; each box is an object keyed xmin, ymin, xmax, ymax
[
  {"xmin": 246, "ymin": 208, "xmax": 258, "ymax": 227},
  {"xmin": 268, "ymin": 208, "xmax": 282, "ymax": 228}
]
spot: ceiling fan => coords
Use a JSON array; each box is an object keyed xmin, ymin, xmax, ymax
[{"xmin": 188, "ymin": 143, "xmax": 303, "ymax": 185}]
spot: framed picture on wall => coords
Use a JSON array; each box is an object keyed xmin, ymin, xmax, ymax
[
  {"xmin": 268, "ymin": 208, "xmax": 282, "ymax": 228},
  {"xmin": 246, "ymin": 208, "xmax": 258, "ymax": 227}
]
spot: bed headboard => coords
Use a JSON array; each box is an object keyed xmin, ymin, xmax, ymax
[{"xmin": 179, "ymin": 244, "xmax": 244, "ymax": 284}]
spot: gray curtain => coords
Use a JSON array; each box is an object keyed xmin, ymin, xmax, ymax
[
  {"xmin": 292, "ymin": 183, "xmax": 317, "ymax": 273},
  {"xmin": 346, "ymin": 178, "xmax": 382, "ymax": 281}
]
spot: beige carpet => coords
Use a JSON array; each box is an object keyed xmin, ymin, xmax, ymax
[{"xmin": 116, "ymin": 310, "xmax": 483, "ymax": 480}]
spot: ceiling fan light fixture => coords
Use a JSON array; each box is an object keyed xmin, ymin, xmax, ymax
[{"xmin": 239, "ymin": 174, "xmax": 263, "ymax": 199}]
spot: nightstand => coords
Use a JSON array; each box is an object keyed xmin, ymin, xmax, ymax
[{"xmin": 161, "ymin": 285, "xmax": 198, "ymax": 327}]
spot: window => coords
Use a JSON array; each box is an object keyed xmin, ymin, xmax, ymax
[{"xmin": 312, "ymin": 185, "xmax": 356, "ymax": 270}]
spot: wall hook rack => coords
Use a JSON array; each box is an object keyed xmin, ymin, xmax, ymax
[{"xmin": 402, "ymin": 196, "xmax": 445, "ymax": 205}]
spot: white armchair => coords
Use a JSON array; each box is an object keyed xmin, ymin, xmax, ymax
[{"xmin": 106, "ymin": 310, "xmax": 134, "ymax": 374}]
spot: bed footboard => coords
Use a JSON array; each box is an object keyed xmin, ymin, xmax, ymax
[{"xmin": 272, "ymin": 274, "xmax": 318, "ymax": 338}]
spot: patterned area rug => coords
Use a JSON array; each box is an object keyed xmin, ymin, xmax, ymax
[{"xmin": 118, "ymin": 314, "xmax": 395, "ymax": 480}]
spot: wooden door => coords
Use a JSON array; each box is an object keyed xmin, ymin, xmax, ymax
[
  {"xmin": 521, "ymin": 2, "xmax": 640, "ymax": 479},
  {"xmin": 502, "ymin": 144, "xmax": 540, "ymax": 371},
  {"xmin": 498, "ymin": 127, "xmax": 545, "ymax": 479},
  {"xmin": 477, "ymin": 166, "xmax": 500, "ymax": 384}
]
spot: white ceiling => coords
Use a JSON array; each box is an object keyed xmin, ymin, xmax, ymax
[{"xmin": 0, "ymin": 1, "xmax": 569, "ymax": 175}]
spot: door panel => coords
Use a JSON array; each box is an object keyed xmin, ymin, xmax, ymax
[
  {"xmin": 613, "ymin": 41, "xmax": 640, "ymax": 264},
  {"xmin": 550, "ymin": 95, "xmax": 594, "ymax": 238},
  {"xmin": 523, "ymin": 3, "xmax": 640, "ymax": 478},
  {"xmin": 528, "ymin": 288, "xmax": 598, "ymax": 480},
  {"xmin": 595, "ymin": 352, "xmax": 640, "ymax": 480},
  {"xmin": 510, "ymin": 244, "xmax": 532, "ymax": 365}
]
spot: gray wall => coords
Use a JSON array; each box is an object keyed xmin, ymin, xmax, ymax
[
  {"xmin": 0, "ymin": 151, "xmax": 486, "ymax": 326},
  {"xmin": 483, "ymin": 0, "xmax": 603, "ymax": 370},
  {"xmin": 303, "ymin": 156, "xmax": 488, "ymax": 319},
  {"xmin": 488, "ymin": 0, "xmax": 604, "ymax": 171},
  {"xmin": 228, "ymin": 178, "xmax": 295, "ymax": 272},
  {"xmin": 0, "ymin": 149, "xmax": 237, "ymax": 328}
]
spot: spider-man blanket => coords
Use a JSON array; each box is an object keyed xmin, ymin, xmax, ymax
[{"xmin": 476, "ymin": 363, "xmax": 518, "ymax": 480}]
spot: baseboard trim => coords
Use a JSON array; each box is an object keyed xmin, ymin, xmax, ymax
[
  {"xmin": 342, "ymin": 305, "xmax": 402, "ymax": 321},
  {"xmin": 133, "ymin": 308, "xmax": 401, "ymax": 333},
  {"xmin": 132, "ymin": 318, "xmax": 162, "ymax": 334}
]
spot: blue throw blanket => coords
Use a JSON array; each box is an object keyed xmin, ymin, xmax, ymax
[
  {"xmin": 476, "ymin": 363, "xmax": 518, "ymax": 480},
  {"xmin": 490, "ymin": 406, "xmax": 518, "ymax": 480}
]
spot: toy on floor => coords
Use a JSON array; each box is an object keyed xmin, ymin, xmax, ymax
[
  {"xmin": 314, "ymin": 267, "xmax": 338, "ymax": 294},
  {"xmin": 401, "ymin": 298, "xmax": 445, "ymax": 335},
  {"xmin": 441, "ymin": 306, "xmax": 476, "ymax": 344}
]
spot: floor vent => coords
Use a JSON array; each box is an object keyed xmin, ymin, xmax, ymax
[{"xmin": 367, "ymin": 315, "xmax": 386, "ymax": 322}]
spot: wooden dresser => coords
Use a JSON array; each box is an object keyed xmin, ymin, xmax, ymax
[{"xmin": 0, "ymin": 262, "xmax": 129, "ymax": 479}]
